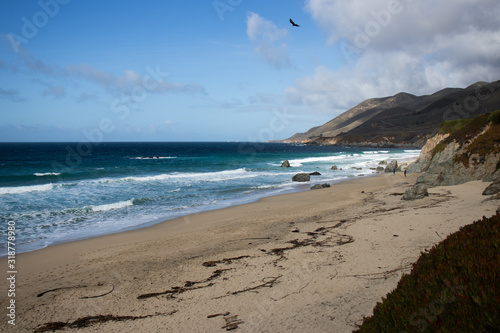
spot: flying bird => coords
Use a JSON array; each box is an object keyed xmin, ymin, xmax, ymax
[{"xmin": 289, "ymin": 18, "xmax": 300, "ymax": 27}]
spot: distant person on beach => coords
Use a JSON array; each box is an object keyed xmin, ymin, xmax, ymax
[{"xmin": 404, "ymin": 169, "xmax": 407, "ymax": 177}]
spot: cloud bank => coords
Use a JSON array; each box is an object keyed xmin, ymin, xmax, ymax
[{"xmin": 286, "ymin": 0, "xmax": 500, "ymax": 113}]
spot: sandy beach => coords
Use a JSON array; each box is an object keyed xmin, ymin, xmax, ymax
[{"xmin": 2, "ymin": 173, "xmax": 498, "ymax": 332}]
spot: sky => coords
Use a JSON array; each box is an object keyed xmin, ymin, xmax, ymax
[{"xmin": 0, "ymin": 0, "xmax": 499, "ymax": 142}]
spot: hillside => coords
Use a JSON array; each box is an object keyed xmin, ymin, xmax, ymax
[{"xmin": 281, "ymin": 80, "xmax": 500, "ymax": 148}]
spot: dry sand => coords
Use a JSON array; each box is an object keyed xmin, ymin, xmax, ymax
[{"xmin": 2, "ymin": 173, "xmax": 498, "ymax": 332}]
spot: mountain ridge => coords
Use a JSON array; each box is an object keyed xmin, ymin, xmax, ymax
[{"xmin": 279, "ymin": 80, "xmax": 500, "ymax": 148}]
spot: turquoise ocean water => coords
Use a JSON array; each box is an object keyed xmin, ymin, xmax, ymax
[{"xmin": 0, "ymin": 142, "xmax": 420, "ymax": 254}]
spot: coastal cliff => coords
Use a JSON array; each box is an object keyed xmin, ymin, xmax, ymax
[
  {"xmin": 405, "ymin": 133, "xmax": 450, "ymax": 173},
  {"xmin": 279, "ymin": 80, "xmax": 500, "ymax": 148},
  {"xmin": 408, "ymin": 111, "xmax": 500, "ymax": 186}
]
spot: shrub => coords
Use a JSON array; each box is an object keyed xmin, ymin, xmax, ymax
[
  {"xmin": 439, "ymin": 118, "xmax": 473, "ymax": 134},
  {"xmin": 438, "ymin": 112, "xmax": 493, "ymax": 148},
  {"xmin": 460, "ymin": 124, "xmax": 500, "ymax": 158},
  {"xmin": 487, "ymin": 109, "xmax": 500, "ymax": 125},
  {"xmin": 354, "ymin": 213, "xmax": 500, "ymax": 332}
]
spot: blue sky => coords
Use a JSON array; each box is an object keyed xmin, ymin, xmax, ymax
[{"xmin": 1, "ymin": 0, "xmax": 499, "ymax": 142}]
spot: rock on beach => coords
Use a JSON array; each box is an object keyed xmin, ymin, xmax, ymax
[
  {"xmin": 292, "ymin": 173, "xmax": 310, "ymax": 182},
  {"xmin": 402, "ymin": 183, "xmax": 429, "ymax": 200},
  {"xmin": 310, "ymin": 183, "xmax": 331, "ymax": 190},
  {"xmin": 385, "ymin": 160, "xmax": 398, "ymax": 173}
]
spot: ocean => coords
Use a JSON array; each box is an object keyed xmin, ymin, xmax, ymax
[{"xmin": 0, "ymin": 142, "xmax": 420, "ymax": 254}]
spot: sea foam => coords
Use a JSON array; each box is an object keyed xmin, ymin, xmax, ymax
[
  {"xmin": 288, "ymin": 155, "xmax": 350, "ymax": 167},
  {"xmin": 95, "ymin": 168, "xmax": 256, "ymax": 184},
  {"xmin": 132, "ymin": 156, "xmax": 177, "ymax": 160},
  {"xmin": 91, "ymin": 199, "xmax": 134, "ymax": 212},
  {"xmin": 34, "ymin": 172, "xmax": 61, "ymax": 176},
  {"xmin": 0, "ymin": 183, "xmax": 55, "ymax": 195}
]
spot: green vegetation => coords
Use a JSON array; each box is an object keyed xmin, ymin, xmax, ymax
[
  {"xmin": 447, "ymin": 110, "xmax": 500, "ymax": 147},
  {"xmin": 487, "ymin": 109, "xmax": 500, "ymax": 125},
  {"xmin": 354, "ymin": 213, "xmax": 500, "ymax": 332},
  {"xmin": 454, "ymin": 123, "xmax": 500, "ymax": 167},
  {"xmin": 439, "ymin": 118, "xmax": 473, "ymax": 134},
  {"xmin": 454, "ymin": 111, "xmax": 500, "ymax": 167},
  {"xmin": 432, "ymin": 110, "xmax": 500, "ymax": 163}
]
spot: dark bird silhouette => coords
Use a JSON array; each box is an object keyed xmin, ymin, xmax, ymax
[{"xmin": 289, "ymin": 18, "xmax": 300, "ymax": 27}]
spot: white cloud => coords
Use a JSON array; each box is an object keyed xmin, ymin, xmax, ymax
[
  {"xmin": 306, "ymin": 0, "xmax": 500, "ymax": 49},
  {"xmin": 285, "ymin": 65, "xmax": 369, "ymax": 113},
  {"xmin": 246, "ymin": 12, "xmax": 291, "ymax": 69},
  {"xmin": 247, "ymin": 12, "xmax": 288, "ymax": 42},
  {"xmin": 286, "ymin": 0, "xmax": 500, "ymax": 114}
]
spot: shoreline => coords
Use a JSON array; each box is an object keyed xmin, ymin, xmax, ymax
[
  {"xmin": 7, "ymin": 173, "xmax": 384, "ymax": 271},
  {"xmin": 9, "ymin": 170, "xmax": 381, "ymax": 257},
  {"xmin": 3, "ymin": 172, "xmax": 497, "ymax": 332}
]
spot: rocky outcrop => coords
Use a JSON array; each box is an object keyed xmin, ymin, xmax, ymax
[
  {"xmin": 281, "ymin": 160, "xmax": 290, "ymax": 168},
  {"xmin": 414, "ymin": 112, "xmax": 500, "ymax": 187},
  {"xmin": 483, "ymin": 180, "xmax": 500, "ymax": 195},
  {"xmin": 385, "ymin": 160, "xmax": 398, "ymax": 173},
  {"xmin": 331, "ymin": 165, "xmax": 338, "ymax": 170},
  {"xmin": 309, "ymin": 172, "xmax": 322, "ymax": 176},
  {"xmin": 485, "ymin": 169, "xmax": 500, "ymax": 183},
  {"xmin": 376, "ymin": 166, "xmax": 385, "ymax": 172},
  {"xmin": 406, "ymin": 134, "xmax": 449, "ymax": 174},
  {"xmin": 417, "ymin": 143, "xmax": 499, "ymax": 187},
  {"xmin": 292, "ymin": 173, "xmax": 310, "ymax": 182},
  {"xmin": 310, "ymin": 183, "xmax": 331, "ymax": 190},
  {"xmin": 402, "ymin": 184, "xmax": 429, "ymax": 200}
]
